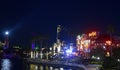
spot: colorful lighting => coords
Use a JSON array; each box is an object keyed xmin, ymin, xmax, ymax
[
  {"xmin": 106, "ymin": 40, "xmax": 112, "ymax": 45},
  {"xmin": 32, "ymin": 43, "xmax": 35, "ymax": 50},
  {"xmin": 66, "ymin": 49, "xmax": 72, "ymax": 54},
  {"xmin": 89, "ymin": 32, "xmax": 96, "ymax": 37},
  {"xmin": 106, "ymin": 52, "xmax": 110, "ymax": 57}
]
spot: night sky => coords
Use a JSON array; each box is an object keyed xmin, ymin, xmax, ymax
[{"xmin": 0, "ymin": 0, "xmax": 120, "ymax": 47}]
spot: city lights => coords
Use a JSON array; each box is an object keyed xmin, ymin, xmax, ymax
[
  {"xmin": 106, "ymin": 52, "xmax": 110, "ymax": 57},
  {"xmin": 97, "ymin": 57, "xmax": 100, "ymax": 60},
  {"xmin": 103, "ymin": 46, "xmax": 106, "ymax": 49},
  {"xmin": 31, "ymin": 51, "xmax": 33, "ymax": 58},
  {"xmin": 92, "ymin": 56, "xmax": 96, "ymax": 59},
  {"xmin": 89, "ymin": 31, "xmax": 97, "ymax": 37},
  {"xmin": 106, "ymin": 40, "xmax": 112, "ymax": 45},
  {"xmin": 66, "ymin": 49, "xmax": 72, "ymax": 54},
  {"xmin": 118, "ymin": 59, "xmax": 120, "ymax": 62},
  {"xmin": 5, "ymin": 31, "xmax": 9, "ymax": 35},
  {"xmin": 4, "ymin": 31, "xmax": 10, "ymax": 48},
  {"xmin": 1, "ymin": 59, "xmax": 11, "ymax": 70},
  {"xmin": 1, "ymin": 1, "xmax": 120, "ymax": 70}
]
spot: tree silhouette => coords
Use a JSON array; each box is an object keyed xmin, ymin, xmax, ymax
[
  {"xmin": 107, "ymin": 24, "xmax": 115, "ymax": 36},
  {"xmin": 112, "ymin": 47, "xmax": 120, "ymax": 59},
  {"xmin": 90, "ymin": 46, "xmax": 104, "ymax": 58}
]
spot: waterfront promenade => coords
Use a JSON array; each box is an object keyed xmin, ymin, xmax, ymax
[{"xmin": 26, "ymin": 58, "xmax": 100, "ymax": 70}]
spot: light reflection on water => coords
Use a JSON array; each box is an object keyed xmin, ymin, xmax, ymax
[
  {"xmin": 30, "ymin": 64, "xmax": 73, "ymax": 70},
  {"xmin": 0, "ymin": 59, "xmax": 76, "ymax": 70},
  {"xmin": 1, "ymin": 59, "xmax": 11, "ymax": 70}
]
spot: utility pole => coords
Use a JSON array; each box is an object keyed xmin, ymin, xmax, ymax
[{"xmin": 5, "ymin": 31, "xmax": 9, "ymax": 48}]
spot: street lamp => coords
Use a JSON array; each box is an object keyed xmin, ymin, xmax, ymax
[
  {"xmin": 105, "ymin": 40, "xmax": 112, "ymax": 57},
  {"xmin": 4, "ymin": 31, "xmax": 9, "ymax": 48},
  {"xmin": 5, "ymin": 31, "xmax": 9, "ymax": 35}
]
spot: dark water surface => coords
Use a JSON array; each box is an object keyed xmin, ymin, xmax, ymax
[
  {"xmin": 0, "ymin": 58, "xmax": 24, "ymax": 70},
  {"xmin": 0, "ymin": 59, "xmax": 75, "ymax": 70}
]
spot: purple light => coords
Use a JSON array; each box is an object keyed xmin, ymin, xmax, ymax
[{"xmin": 32, "ymin": 43, "xmax": 35, "ymax": 50}]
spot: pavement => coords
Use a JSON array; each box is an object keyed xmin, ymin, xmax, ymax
[{"xmin": 86, "ymin": 64, "xmax": 101, "ymax": 70}]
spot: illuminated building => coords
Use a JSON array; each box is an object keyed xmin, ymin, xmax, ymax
[
  {"xmin": 30, "ymin": 35, "xmax": 49, "ymax": 59},
  {"xmin": 76, "ymin": 34, "xmax": 91, "ymax": 58},
  {"xmin": 53, "ymin": 39, "xmax": 62, "ymax": 55},
  {"xmin": 0, "ymin": 42, "xmax": 5, "ymax": 47},
  {"xmin": 76, "ymin": 31, "xmax": 120, "ymax": 58},
  {"xmin": 53, "ymin": 25, "xmax": 62, "ymax": 55}
]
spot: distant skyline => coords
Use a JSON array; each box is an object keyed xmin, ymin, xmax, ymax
[{"xmin": 0, "ymin": 0, "xmax": 120, "ymax": 47}]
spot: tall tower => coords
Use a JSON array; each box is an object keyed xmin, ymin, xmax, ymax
[
  {"xmin": 53, "ymin": 25, "xmax": 62, "ymax": 54},
  {"xmin": 57, "ymin": 25, "xmax": 62, "ymax": 53},
  {"xmin": 4, "ymin": 31, "xmax": 9, "ymax": 48}
]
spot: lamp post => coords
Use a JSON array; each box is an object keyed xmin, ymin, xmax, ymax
[
  {"xmin": 4, "ymin": 31, "xmax": 9, "ymax": 48},
  {"xmin": 105, "ymin": 40, "xmax": 112, "ymax": 57}
]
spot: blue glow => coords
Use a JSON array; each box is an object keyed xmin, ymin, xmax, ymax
[
  {"xmin": 66, "ymin": 49, "xmax": 72, "ymax": 54},
  {"xmin": 5, "ymin": 31, "xmax": 9, "ymax": 35},
  {"xmin": 32, "ymin": 43, "xmax": 35, "ymax": 50},
  {"xmin": 1, "ymin": 59, "xmax": 11, "ymax": 70}
]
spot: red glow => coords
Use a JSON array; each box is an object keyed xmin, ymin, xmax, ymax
[
  {"xmin": 89, "ymin": 31, "xmax": 97, "ymax": 37},
  {"xmin": 106, "ymin": 40, "xmax": 112, "ymax": 45}
]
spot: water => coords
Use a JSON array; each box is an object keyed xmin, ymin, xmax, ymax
[
  {"xmin": 0, "ymin": 59, "xmax": 74, "ymax": 70},
  {"xmin": 29, "ymin": 64, "xmax": 73, "ymax": 70},
  {"xmin": 0, "ymin": 59, "xmax": 24, "ymax": 70}
]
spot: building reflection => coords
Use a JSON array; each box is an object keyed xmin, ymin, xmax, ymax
[{"xmin": 29, "ymin": 64, "xmax": 72, "ymax": 70}]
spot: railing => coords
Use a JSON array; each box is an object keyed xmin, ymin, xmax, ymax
[{"xmin": 26, "ymin": 58, "xmax": 88, "ymax": 70}]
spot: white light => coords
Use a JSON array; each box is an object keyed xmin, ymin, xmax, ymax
[
  {"xmin": 35, "ymin": 66, "xmax": 38, "ymax": 70},
  {"xmin": 50, "ymin": 67, "xmax": 53, "ymax": 70},
  {"xmin": 50, "ymin": 47, "xmax": 52, "ymax": 50},
  {"xmin": 66, "ymin": 49, "xmax": 72, "ymax": 54},
  {"xmin": 36, "ymin": 51, "xmax": 38, "ymax": 58},
  {"xmin": 55, "ymin": 68, "xmax": 59, "ymax": 70},
  {"xmin": 92, "ymin": 56, "xmax": 96, "ymax": 59},
  {"xmin": 103, "ymin": 46, "xmax": 106, "ymax": 49},
  {"xmin": 5, "ymin": 31, "xmax": 9, "ymax": 35},
  {"xmin": 1, "ymin": 59, "xmax": 11, "ymax": 70},
  {"xmin": 118, "ymin": 59, "xmax": 120, "ymax": 62},
  {"xmin": 77, "ymin": 35, "xmax": 81, "ymax": 39},
  {"xmin": 60, "ymin": 68, "xmax": 64, "ymax": 70},
  {"xmin": 31, "ymin": 51, "xmax": 33, "ymax": 58},
  {"xmin": 97, "ymin": 57, "xmax": 100, "ymax": 60}
]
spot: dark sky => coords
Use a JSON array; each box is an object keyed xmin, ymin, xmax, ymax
[{"xmin": 0, "ymin": 0, "xmax": 120, "ymax": 47}]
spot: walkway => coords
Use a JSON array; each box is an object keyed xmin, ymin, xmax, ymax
[{"xmin": 26, "ymin": 58, "xmax": 101, "ymax": 70}]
